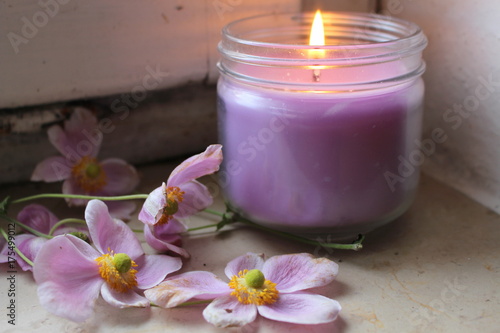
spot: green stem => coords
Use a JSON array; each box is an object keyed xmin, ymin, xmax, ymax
[
  {"xmin": 48, "ymin": 218, "xmax": 86, "ymax": 236},
  {"xmin": 185, "ymin": 223, "xmax": 220, "ymax": 233},
  {"xmin": 132, "ymin": 228, "xmax": 144, "ymax": 233},
  {"xmin": 237, "ymin": 216, "xmax": 363, "ymax": 251},
  {"xmin": 0, "ymin": 228, "xmax": 34, "ymax": 267},
  {"xmin": 11, "ymin": 193, "xmax": 149, "ymax": 205},
  {"xmin": 203, "ymin": 208, "xmax": 224, "ymax": 217},
  {"xmin": 0, "ymin": 214, "xmax": 52, "ymax": 239}
]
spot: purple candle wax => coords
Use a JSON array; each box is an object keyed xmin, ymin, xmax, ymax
[
  {"xmin": 218, "ymin": 77, "xmax": 424, "ymax": 237},
  {"xmin": 217, "ymin": 12, "xmax": 427, "ymax": 237}
]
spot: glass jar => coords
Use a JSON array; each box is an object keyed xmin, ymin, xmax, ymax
[{"xmin": 217, "ymin": 12, "xmax": 427, "ymax": 239}]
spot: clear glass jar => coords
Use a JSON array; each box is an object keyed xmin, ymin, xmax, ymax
[{"xmin": 217, "ymin": 12, "xmax": 427, "ymax": 239}]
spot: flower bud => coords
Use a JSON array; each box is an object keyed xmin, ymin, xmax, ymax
[
  {"xmin": 113, "ymin": 253, "xmax": 132, "ymax": 273},
  {"xmin": 245, "ymin": 269, "xmax": 265, "ymax": 288}
]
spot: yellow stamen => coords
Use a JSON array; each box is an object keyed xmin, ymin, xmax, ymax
[
  {"xmin": 71, "ymin": 156, "xmax": 107, "ymax": 192},
  {"xmin": 95, "ymin": 251, "xmax": 138, "ymax": 292},
  {"xmin": 157, "ymin": 186, "xmax": 185, "ymax": 225},
  {"xmin": 228, "ymin": 269, "xmax": 279, "ymax": 305}
]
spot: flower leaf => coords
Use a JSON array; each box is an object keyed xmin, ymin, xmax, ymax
[
  {"xmin": 216, "ymin": 212, "xmax": 238, "ymax": 231},
  {"xmin": 0, "ymin": 196, "xmax": 10, "ymax": 215}
]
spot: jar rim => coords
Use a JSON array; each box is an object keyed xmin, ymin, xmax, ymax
[
  {"xmin": 218, "ymin": 11, "xmax": 427, "ymax": 91},
  {"xmin": 222, "ymin": 11, "xmax": 426, "ymax": 52}
]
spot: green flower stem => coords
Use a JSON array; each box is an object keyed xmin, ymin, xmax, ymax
[
  {"xmin": 175, "ymin": 299, "xmax": 213, "ymax": 308},
  {"xmin": 203, "ymin": 208, "xmax": 224, "ymax": 217},
  {"xmin": 11, "ymin": 193, "xmax": 149, "ymax": 205},
  {"xmin": 48, "ymin": 218, "xmax": 86, "ymax": 236},
  {"xmin": 0, "ymin": 214, "xmax": 52, "ymax": 239},
  {"xmin": 0, "ymin": 228, "xmax": 34, "ymax": 267},
  {"xmin": 132, "ymin": 228, "xmax": 144, "ymax": 233},
  {"xmin": 238, "ymin": 217, "xmax": 363, "ymax": 250},
  {"xmin": 202, "ymin": 208, "xmax": 364, "ymax": 251},
  {"xmin": 185, "ymin": 223, "xmax": 220, "ymax": 233}
]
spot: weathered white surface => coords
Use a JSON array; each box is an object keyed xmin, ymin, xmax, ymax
[
  {"xmin": 302, "ymin": 0, "xmax": 375, "ymax": 12},
  {"xmin": 0, "ymin": 164, "xmax": 499, "ymax": 332},
  {"xmin": 0, "ymin": 85, "xmax": 218, "ymax": 184},
  {"xmin": 0, "ymin": 0, "xmax": 300, "ymax": 108},
  {"xmin": 382, "ymin": 0, "xmax": 500, "ymax": 214}
]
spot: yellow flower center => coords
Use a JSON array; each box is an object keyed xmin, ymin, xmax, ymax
[
  {"xmin": 95, "ymin": 251, "xmax": 138, "ymax": 293},
  {"xmin": 228, "ymin": 269, "xmax": 279, "ymax": 305},
  {"xmin": 71, "ymin": 156, "xmax": 107, "ymax": 192},
  {"xmin": 157, "ymin": 186, "xmax": 185, "ymax": 225}
]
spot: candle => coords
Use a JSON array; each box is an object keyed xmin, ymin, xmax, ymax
[{"xmin": 217, "ymin": 12, "xmax": 427, "ymax": 238}]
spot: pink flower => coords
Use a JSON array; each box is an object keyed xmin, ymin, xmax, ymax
[
  {"xmin": 143, "ymin": 218, "xmax": 190, "ymax": 258},
  {"xmin": 13, "ymin": 204, "xmax": 89, "ymax": 272},
  {"xmin": 145, "ymin": 252, "xmax": 341, "ymax": 328},
  {"xmin": 139, "ymin": 144, "xmax": 223, "ymax": 257},
  {"xmin": 0, "ymin": 237, "xmax": 8, "ymax": 264},
  {"xmin": 33, "ymin": 200, "xmax": 182, "ymax": 322},
  {"xmin": 31, "ymin": 108, "xmax": 139, "ymax": 219}
]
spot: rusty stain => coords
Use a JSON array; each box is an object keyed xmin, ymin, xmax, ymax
[
  {"xmin": 351, "ymin": 310, "xmax": 384, "ymax": 328},
  {"xmin": 389, "ymin": 271, "xmax": 447, "ymax": 316},
  {"xmin": 161, "ymin": 13, "xmax": 169, "ymax": 23},
  {"xmin": 484, "ymin": 264, "xmax": 494, "ymax": 272}
]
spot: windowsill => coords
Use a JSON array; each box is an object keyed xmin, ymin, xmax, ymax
[{"xmin": 1, "ymin": 161, "xmax": 499, "ymax": 332}]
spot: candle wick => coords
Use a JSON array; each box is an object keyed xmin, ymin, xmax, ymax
[{"xmin": 313, "ymin": 68, "xmax": 321, "ymax": 82}]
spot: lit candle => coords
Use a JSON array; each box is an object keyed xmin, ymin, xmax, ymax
[
  {"xmin": 217, "ymin": 12, "xmax": 427, "ymax": 238},
  {"xmin": 309, "ymin": 9, "xmax": 325, "ymax": 82}
]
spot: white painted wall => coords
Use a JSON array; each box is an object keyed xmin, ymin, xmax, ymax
[
  {"xmin": 302, "ymin": 0, "xmax": 375, "ymax": 11},
  {"xmin": 382, "ymin": 0, "xmax": 500, "ymax": 213},
  {"xmin": 0, "ymin": 0, "xmax": 300, "ymax": 108}
]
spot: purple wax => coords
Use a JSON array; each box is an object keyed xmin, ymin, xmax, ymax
[{"xmin": 218, "ymin": 77, "xmax": 424, "ymax": 237}]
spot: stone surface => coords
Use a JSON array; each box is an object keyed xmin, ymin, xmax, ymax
[{"xmin": 0, "ymin": 161, "xmax": 499, "ymax": 332}]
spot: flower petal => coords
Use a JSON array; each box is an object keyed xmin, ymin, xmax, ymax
[
  {"xmin": 47, "ymin": 125, "xmax": 73, "ymax": 160},
  {"xmin": 62, "ymin": 178, "xmax": 88, "ymax": 206},
  {"xmin": 85, "ymin": 200, "xmax": 143, "ymax": 258},
  {"xmin": 145, "ymin": 271, "xmax": 231, "ymax": 308},
  {"xmin": 14, "ymin": 233, "xmax": 46, "ymax": 271},
  {"xmin": 33, "ymin": 235, "xmax": 102, "ymax": 322},
  {"xmin": 262, "ymin": 253, "xmax": 338, "ymax": 293},
  {"xmin": 48, "ymin": 108, "xmax": 101, "ymax": 159},
  {"xmin": 176, "ymin": 180, "xmax": 213, "ymax": 218},
  {"xmin": 203, "ymin": 295, "xmax": 257, "ymax": 328},
  {"xmin": 100, "ymin": 284, "xmax": 150, "ymax": 308},
  {"xmin": 134, "ymin": 254, "xmax": 182, "ymax": 289},
  {"xmin": 0, "ymin": 238, "xmax": 8, "ymax": 263},
  {"xmin": 100, "ymin": 158, "xmax": 140, "ymax": 195},
  {"xmin": 224, "ymin": 252, "xmax": 265, "ymax": 279},
  {"xmin": 104, "ymin": 201, "xmax": 137, "ymax": 221},
  {"xmin": 138, "ymin": 185, "xmax": 165, "ymax": 226},
  {"xmin": 144, "ymin": 223, "xmax": 190, "ymax": 258},
  {"xmin": 31, "ymin": 156, "xmax": 71, "ymax": 182},
  {"xmin": 17, "ymin": 204, "xmax": 60, "ymax": 234},
  {"xmin": 168, "ymin": 144, "xmax": 223, "ymax": 187},
  {"xmin": 258, "ymin": 293, "xmax": 341, "ymax": 324}
]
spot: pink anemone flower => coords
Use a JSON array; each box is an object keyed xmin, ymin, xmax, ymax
[
  {"xmin": 0, "ymin": 237, "xmax": 8, "ymax": 264},
  {"xmin": 31, "ymin": 108, "xmax": 139, "ymax": 219},
  {"xmin": 139, "ymin": 144, "xmax": 222, "ymax": 257},
  {"xmin": 33, "ymin": 200, "xmax": 182, "ymax": 322},
  {"xmin": 145, "ymin": 252, "xmax": 341, "ymax": 328},
  {"xmin": 13, "ymin": 204, "xmax": 89, "ymax": 272}
]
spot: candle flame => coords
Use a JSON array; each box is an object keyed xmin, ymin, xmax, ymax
[
  {"xmin": 309, "ymin": 10, "xmax": 325, "ymax": 47},
  {"xmin": 308, "ymin": 10, "xmax": 325, "ymax": 81}
]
